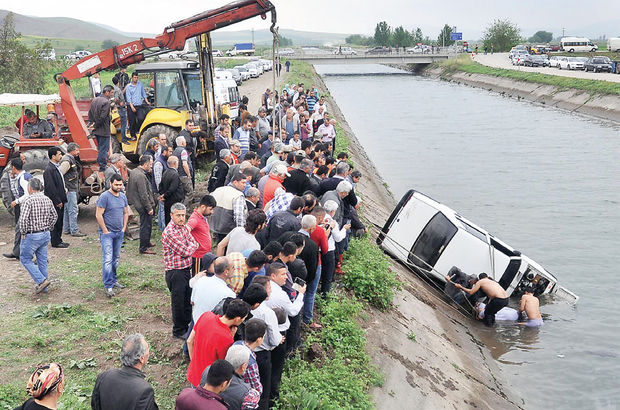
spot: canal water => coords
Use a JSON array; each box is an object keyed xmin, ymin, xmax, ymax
[{"xmin": 315, "ymin": 64, "xmax": 620, "ymax": 409}]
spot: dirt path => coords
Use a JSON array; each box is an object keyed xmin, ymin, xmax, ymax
[{"xmin": 476, "ymin": 52, "xmax": 620, "ymax": 83}]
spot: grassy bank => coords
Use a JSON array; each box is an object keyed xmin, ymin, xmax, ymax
[
  {"xmin": 275, "ymin": 61, "xmax": 400, "ymax": 409},
  {"xmin": 438, "ymin": 54, "xmax": 620, "ymax": 96},
  {"xmin": 0, "ymin": 226, "xmax": 187, "ymax": 410}
]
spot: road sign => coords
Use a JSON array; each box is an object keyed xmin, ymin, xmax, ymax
[{"xmin": 450, "ymin": 32, "xmax": 463, "ymax": 41}]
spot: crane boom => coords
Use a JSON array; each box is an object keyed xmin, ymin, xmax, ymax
[
  {"xmin": 59, "ymin": 0, "xmax": 275, "ymax": 81},
  {"xmin": 55, "ymin": 0, "xmax": 275, "ymax": 164}
]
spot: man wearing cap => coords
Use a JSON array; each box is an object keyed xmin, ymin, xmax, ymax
[
  {"xmin": 262, "ymin": 164, "xmax": 289, "ymax": 210},
  {"xmin": 230, "ymin": 140, "xmax": 243, "ymax": 164},
  {"xmin": 263, "ymin": 142, "xmax": 284, "ymax": 169}
]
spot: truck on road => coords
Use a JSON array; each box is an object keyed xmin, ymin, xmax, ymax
[{"xmin": 226, "ymin": 42, "xmax": 255, "ymax": 56}]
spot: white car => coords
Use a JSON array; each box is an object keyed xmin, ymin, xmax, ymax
[
  {"xmin": 548, "ymin": 56, "xmax": 561, "ymax": 68},
  {"xmin": 213, "ymin": 49, "xmax": 223, "ymax": 57},
  {"xmin": 259, "ymin": 59, "xmax": 272, "ymax": 70},
  {"xmin": 278, "ymin": 48, "xmax": 295, "ymax": 56},
  {"xmin": 558, "ymin": 56, "xmax": 584, "ymax": 70},
  {"xmin": 246, "ymin": 62, "xmax": 263, "ymax": 75},
  {"xmin": 234, "ymin": 66, "xmax": 250, "ymax": 80},
  {"xmin": 333, "ymin": 46, "xmax": 357, "ymax": 55},
  {"xmin": 245, "ymin": 67, "xmax": 259, "ymax": 78},
  {"xmin": 406, "ymin": 46, "xmax": 424, "ymax": 54}
]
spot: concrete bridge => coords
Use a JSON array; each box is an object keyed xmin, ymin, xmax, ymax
[{"xmin": 281, "ymin": 52, "xmax": 453, "ymax": 65}]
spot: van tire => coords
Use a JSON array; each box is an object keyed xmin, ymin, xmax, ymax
[{"xmin": 137, "ymin": 124, "xmax": 179, "ymax": 156}]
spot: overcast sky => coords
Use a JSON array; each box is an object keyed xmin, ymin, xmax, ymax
[{"xmin": 5, "ymin": 0, "xmax": 620, "ymax": 39}]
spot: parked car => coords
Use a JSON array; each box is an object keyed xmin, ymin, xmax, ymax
[
  {"xmin": 523, "ymin": 54, "xmax": 549, "ymax": 67},
  {"xmin": 333, "ymin": 46, "xmax": 357, "ymax": 55},
  {"xmin": 278, "ymin": 48, "xmax": 295, "ymax": 56},
  {"xmin": 558, "ymin": 56, "xmax": 584, "ymax": 70},
  {"xmin": 228, "ymin": 68, "xmax": 243, "ymax": 85},
  {"xmin": 234, "ymin": 65, "xmax": 250, "ymax": 80},
  {"xmin": 259, "ymin": 59, "xmax": 272, "ymax": 70},
  {"xmin": 584, "ymin": 57, "xmax": 613, "ymax": 72},
  {"xmin": 244, "ymin": 65, "xmax": 259, "ymax": 78},
  {"xmin": 510, "ymin": 51, "xmax": 529, "ymax": 65},
  {"xmin": 213, "ymin": 49, "xmax": 223, "ymax": 57},
  {"xmin": 549, "ymin": 44, "xmax": 562, "ymax": 52},
  {"xmin": 548, "ymin": 56, "xmax": 561, "ymax": 67},
  {"xmin": 366, "ymin": 46, "xmax": 390, "ymax": 54},
  {"xmin": 245, "ymin": 62, "xmax": 263, "ymax": 75}
]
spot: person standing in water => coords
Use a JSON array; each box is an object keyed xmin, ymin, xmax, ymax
[{"xmin": 518, "ymin": 287, "xmax": 544, "ymax": 327}]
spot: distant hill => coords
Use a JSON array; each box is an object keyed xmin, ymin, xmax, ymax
[
  {"xmin": 211, "ymin": 28, "xmax": 350, "ymax": 47},
  {"xmin": 1, "ymin": 9, "xmax": 351, "ymax": 54},
  {"xmin": 0, "ymin": 10, "xmax": 134, "ymax": 42}
]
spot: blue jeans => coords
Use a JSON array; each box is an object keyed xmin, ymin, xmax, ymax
[
  {"xmin": 100, "ymin": 231, "xmax": 123, "ymax": 288},
  {"xmin": 303, "ymin": 264, "xmax": 321, "ymax": 324},
  {"xmin": 96, "ymin": 134, "xmax": 110, "ymax": 171},
  {"xmin": 118, "ymin": 107, "xmax": 128, "ymax": 142},
  {"xmin": 20, "ymin": 231, "xmax": 50, "ymax": 285},
  {"xmin": 157, "ymin": 200, "xmax": 166, "ymax": 232},
  {"xmin": 63, "ymin": 191, "xmax": 79, "ymax": 234}
]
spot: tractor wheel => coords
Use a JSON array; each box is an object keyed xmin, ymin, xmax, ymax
[
  {"xmin": 0, "ymin": 166, "xmax": 13, "ymax": 214},
  {"xmin": 137, "ymin": 124, "xmax": 179, "ymax": 157},
  {"xmin": 1, "ymin": 149, "xmax": 49, "ymax": 214}
]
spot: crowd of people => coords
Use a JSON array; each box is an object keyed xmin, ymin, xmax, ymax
[{"xmin": 8, "ymin": 77, "xmax": 371, "ymax": 409}]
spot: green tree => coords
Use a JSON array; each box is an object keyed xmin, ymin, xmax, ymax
[
  {"xmin": 413, "ymin": 27, "xmax": 423, "ymax": 44},
  {"xmin": 437, "ymin": 24, "xmax": 454, "ymax": 46},
  {"xmin": 101, "ymin": 39, "xmax": 119, "ymax": 49},
  {"xmin": 528, "ymin": 30, "xmax": 553, "ymax": 44},
  {"xmin": 0, "ymin": 12, "xmax": 47, "ymax": 93},
  {"xmin": 374, "ymin": 21, "xmax": 392, "ymax": 46},
  {"xmin": 482, "ymin": 19, "xmax": 521, "ymax": 51},
  {"xmin": 345, "ymin": 34, "xmax": 374, "ymax": 46},
  {"xmin": 278, "ymin": 34, "xmax": 292, "ymax": 46},
  {"xmin": 392, "ymin": 26, "xmax": 409, "ymax": 51}
]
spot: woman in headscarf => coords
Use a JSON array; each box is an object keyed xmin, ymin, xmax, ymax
[{"xmin": 16, "ymin": 363, "xmax": 64, "ymax": 409}]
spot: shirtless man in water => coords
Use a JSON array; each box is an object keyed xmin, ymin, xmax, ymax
[
  {"xmin": 518, "ymin": 288, "xmax": 543, "ymax": 327},
  {"xmin": 447, "ymin": 273, "xmax": 509, "ymax": 326}
]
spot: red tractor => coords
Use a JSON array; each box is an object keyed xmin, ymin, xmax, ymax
[{"xmin": 1, "ymin": 0, "xmax": 276, "ymax": 208}]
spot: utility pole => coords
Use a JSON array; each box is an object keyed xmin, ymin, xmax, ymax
[
  {"xmin": 562, "ymin": 27, "xmax": 565, "ymax": 37},
  {"xmin": 252, "ymin": 28, "xmax": 255, "ymax": 45}
]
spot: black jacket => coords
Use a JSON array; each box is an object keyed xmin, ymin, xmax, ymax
[
  {"xmin": 278, "ymin": 230, "xmax": 318, "ymax": 284},
  {"xmin": 264, "ymin": 210, "xmax": 301, "ymax": 244},
  {"xmin": 159, "ymin": 168, "xmax": 184, "ymax": 205},
  {"xmin": 207, "ymin": 159, "xmax": 229, "ymax": 193},
  {"xmin": 91, "ymin": 366, "xmax": 158, "ymax": 410},
  {"xmin": 282, "ymin": 168, "xmax": 312, "ymax": 196},
  {"xmin": 88, "ymin": 95, "xmax": 111, "ymax": 136},
  {"xmin": 43, "ymin": 162, "xmax": 67, "ymax": 206},
  {"xmin": 318, "ymin": 176, "xmax": 357, "ymax": 208}
]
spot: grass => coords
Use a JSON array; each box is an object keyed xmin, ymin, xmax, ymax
[
  {"xmin": 273, "ymin": 60, "xmax": 400, "ymax": 409},
  {"xmin": 438, "ymin": 54, "xmax": 620, "ymax": 96},
  {"xmin": 276, "ymin": 293, "xmax": 383, "ymax": 410},
  {"xmin": 342, "ymin": 236, "xmax": 401, "ymax": 311},
  {"xmin": 19, "ymin": 35, "xmax": 106, "ymax": 57},
  {"xmin": 214, "ymin": 58, "xmax": 251, "ymax": 69},
  {"xmin": 0, "ymin": 233, "xmax": 188, "ymax": 409}
]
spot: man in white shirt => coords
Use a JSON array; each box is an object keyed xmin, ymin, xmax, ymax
[
  {"xmin": 248, "ymin": 275, "xmax": 282, "ymax": 410},
  {"xmin": 264, "ymin": 262, "xmax": 305, "ymax": 407},
  {"xmin": 191, "ymin": 256, "xmax": 235, "ymax": 324}
]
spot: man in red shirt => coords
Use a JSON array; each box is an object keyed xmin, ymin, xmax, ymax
[
  {"xmin": 162, "ymin": 203, "xmax": 199, "ymax": 340},
  {"xmin": 262, "ymin": 163, "xmax": 289, "ymax": 210},
  {"xmin": 187, "ymin": 194, "xmax": 217, "ymax": 274},
  {"xmin": 186, "ymin": 299, "xmax": 251, "ymax": 387}
]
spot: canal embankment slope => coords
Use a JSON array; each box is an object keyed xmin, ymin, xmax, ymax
[
  {"xmin": 420, "ymin": 54, "xmax": 620, "ymax": 123},
  {"xmin": 300, "ymin": 64, "xmax": 523, "ymax": 409}
]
